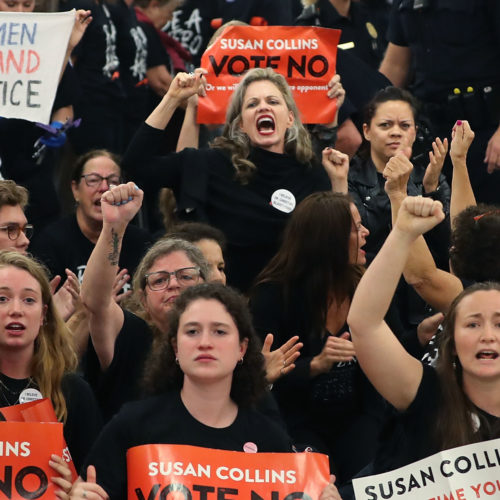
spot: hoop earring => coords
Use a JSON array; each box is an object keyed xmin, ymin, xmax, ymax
[
  {"xmin": 238, "ymin": 357, "xmax": 244, "ymax": 365},
  {"xmin": 175, "ymin": 358, "xmax": 179, "ymax": 365}
]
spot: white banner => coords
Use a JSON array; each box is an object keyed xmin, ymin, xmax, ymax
[
  {"xmin": 0, "ymin": 10, "xmax": 74, "ymax": 123},
  {"xmin": 354, "ymin": 438, "xmax": 500, "ymax": 500}
]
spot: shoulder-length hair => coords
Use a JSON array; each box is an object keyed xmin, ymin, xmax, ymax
[
  {"xmin": 253, "ymin": 191, "xmax": 363, "ymax": 339},
  {"xmin": 0, "ymin": 252, "xmax": 77, "ymax": 422},
  {"xmin": 142, "ymin": 283, "xmax": 267, "ymax": 407},
  {"xmin": 125, "ymin": 238, "xmax": 210, "ymax": 331},
  {"xmin": 211, "ymin": 68, "xmax": 314, "ymax": 184},
  {"xmin": 435, "ymin": 281, "xmax": 500, "ymax": 450}
]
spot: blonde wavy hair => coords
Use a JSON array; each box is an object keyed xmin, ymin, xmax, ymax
[
  {"xmin": 0, "ymin": 252, "xmax": 77, "ymax": 422},
  {"xmin": 211, "ymin": 68, "xmax": 314, "ymax": 184}
]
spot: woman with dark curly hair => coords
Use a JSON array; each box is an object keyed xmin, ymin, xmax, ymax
[
  {"xmin": 392, "ymin": 121, "xmax": 500, "ymax": 313},
  {"xmin": 122, "ymin": 67, "xmax": 345, "ymax": 291},
  {"xmin": 71, "ymin": 283, "xmax": 342, "ymax": 499}
]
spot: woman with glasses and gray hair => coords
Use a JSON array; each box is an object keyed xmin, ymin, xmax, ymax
[{"xmin": 81, "ymin": 182, "xmax": 210, "ymax": 420}]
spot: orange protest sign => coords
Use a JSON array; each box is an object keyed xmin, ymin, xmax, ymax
[
  {"xmin": 0, "ymin": 421, "xmax": 67, "ymax": 499},
  {"xmin": 0, "ymin": 399, "xmax": 77, "ymax": 482},
  {"xmin": 198, "ymin": 26, "xmax": 341, "ymax": 125},
  {"xmin": 0, "ymin": 398, "xmax": 57, "ymax": 423},
  {"xmin": 127, "ymin": 444, "xmax": 330, "ymax": 499}
]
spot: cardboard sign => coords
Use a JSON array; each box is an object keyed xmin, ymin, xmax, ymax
[
  {"xmin": 0, "ymin": 10, "xmax": 74, "ymax": 123},
  {"xmin": 127, "ymin": 444, "xmax": 330, "ymax": 499},
  {"xmin": 198, "ymin": 26, "xmax": 341, "ymax": 125},
  {"xmin": 353, "ymin": 438, "xmax": 500, "ymax": 500},
  {"xmin": 0, "ymin": 421, "xmax": 69, "ymax": 499}
]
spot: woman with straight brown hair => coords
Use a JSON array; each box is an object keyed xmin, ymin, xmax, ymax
[{"xmin": 249, "ymin": 191, "xmax": 385, "ymax": 484}]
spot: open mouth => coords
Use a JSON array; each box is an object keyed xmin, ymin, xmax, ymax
[
  {"xmin": 476, "ymin": 351, "xmax": 499, "ymax": 360},
  {"xmin": 6, "ymin": 323, "xmax": 25, "ymax": 333},
  {"xmin": 256, "ymin": 115, "xmax": 275, "ymax": 135}
]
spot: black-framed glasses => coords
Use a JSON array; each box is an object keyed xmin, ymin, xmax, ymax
[
  {"xmin": 0, "ymin": 224, "xmax": 34, "ymax": 241},
  {"xmin": 145, "ymin": 267, "xmax": 201, "ymax": 291},
  {"xmin": 80, "ymin": 173, "xmax": 122, "ymax": 188}
]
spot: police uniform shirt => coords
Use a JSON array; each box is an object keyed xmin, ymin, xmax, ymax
[
  {"xmin": 388, "ymin": 0, "xmax": 500, "ymax": 101},
  {"xmin": 295, "ymin": 0, "xmax": 386, "ymax": 69}
]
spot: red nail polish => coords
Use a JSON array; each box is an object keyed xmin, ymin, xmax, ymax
[{"xmin": 456, "ymin": 120, "xmax": 462, "ymax": 126}]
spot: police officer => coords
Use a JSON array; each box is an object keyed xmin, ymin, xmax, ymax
[
  {"xmin": 296, "ymin": 0, "xmax": 387, "ymax": 69},
  {"xmin": 380, "ymin": 0, "xmax": 500, "ymax": 203}
]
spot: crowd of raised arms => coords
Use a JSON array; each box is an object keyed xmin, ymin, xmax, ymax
[{"xmin": 0, "ymin": 0, "xmax": 500, "ymax": 499}]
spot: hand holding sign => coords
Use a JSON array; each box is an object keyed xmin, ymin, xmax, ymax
[
  {"xmin": 326, "ymin": 74, "xmax": 345, "ymax": 128},
  {"xmin": 166, "ymin": 68, "xmax": 208, "ymax": 105},
  {"xmin": 68, "ymin": 10, "xmax": 92, "ymax": 53},
  {"xmin": 50, "ymin": 454, "xmax": 73, "ymax": 498},
  {"xmin": 70, "ymin": 466, "xmax": 109, "ymax": 500}
]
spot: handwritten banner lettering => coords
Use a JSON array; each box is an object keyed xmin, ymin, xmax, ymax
[
  {"xmin": 198, "ymin": 26, "xmax": 341, "ymax": 125},
  {"xmin": 127, "ymin": 444, "xmax": 330, "ymax": 499},
  {"xmin": 0, "ymin": 10, "xmax": 74, "ymax": 123}
]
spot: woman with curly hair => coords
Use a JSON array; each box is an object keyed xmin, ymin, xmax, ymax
[
  {"xmin": 71, "ymin": 283, "xmax": 343, "ymax": 500},
  {"xmin": 0, "ymin": 251, "xmax": 101, "ymax": 470},
  {"xmin": 122, "ymin": 67, "xmax": 344, "ymax": 291}
]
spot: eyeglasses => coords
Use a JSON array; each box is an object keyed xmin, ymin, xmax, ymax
[
  {"xmin": 80, "ymin": 173, "xmax": 121, "ymax": 188},
  {"xmin": 0, "ymin": 224, "xmax": 34, "ymax": 241},
  {"xmin": 145, "ymin": 267, "xmax": 201, "ymax": 291}
]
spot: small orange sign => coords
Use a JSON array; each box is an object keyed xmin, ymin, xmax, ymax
[
  {"xmin": 0, "ymin": 421, "xmax": 69, "ymax": 499},
  {"xmin": 0, "ymin": 399, "xmax": 77, "ymax": 484},
  {"xmin": 127, "ymin": 444, "xmax": 330, "ymax": 499},
  {"xmin": 198, "ymin": 26, "xmax": 341, "ymax": 125}
]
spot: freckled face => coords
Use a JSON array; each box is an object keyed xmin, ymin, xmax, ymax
[{"xmin": 239, "ymin": 80, "xmax": 294, "ymax": 154}]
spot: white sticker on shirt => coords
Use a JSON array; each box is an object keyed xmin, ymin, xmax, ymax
[
  {"xmin": 19, "ymin": 388, "xmax": 43, "ymax": 404},
  {"xmin": 270, "ymin": 189, "xmax": 296, "ymax": 213}
]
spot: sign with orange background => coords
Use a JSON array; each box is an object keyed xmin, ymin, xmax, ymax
[
  {"xmin": 198, "ymin": 26, "xmax": 341, "ymax": 125},
  {"xmin": 127, "ymin": 444, "xmax": 330, "ymax": 499},
  {"xmin": 0, "ymin": 421, "xmax": 69, "ymax": 499}
]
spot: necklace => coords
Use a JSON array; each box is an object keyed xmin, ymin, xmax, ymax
[{"xmin": 0, "ymin": 374, "xmax": 36, "ymax": 407}]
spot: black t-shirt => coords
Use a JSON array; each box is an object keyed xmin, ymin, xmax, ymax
[
  {"xmin": 0, "ymin": 65, "xmax": 79, "ymax": 229},
  {"xmin": 83, "ymin": 390, "xmax": 292, "ymax": 499},
  {"xmin": 61, "ymin": 373, "xmax": 103, "ymax": 470},
  {"xmin": 108, "ymin": 0, "xmax": 149, "ymax": 121},
  {"xmin": 122, "ymin": 123, "xmax": 331, "ymax": 291},
  {"xmin": 85, "ymin": 310, "xmax": 154, "ymax": 421},
  {"xmin": 62, "ymin": 0, "xmax": 124, "ymax": 102},
  {"xmin": 30, "ymin": 214, "xmax": 151, "ymax": 285},
  {"xmin": 0, "ymin": 372, "xmax": 102, "ymax": 471},
  {"xmin": 374, "ymin": 364, "xmax": 500, "ymax": 474},
  {"xmin": 164, "ymin": 0, "xmax": 294, "ymax": 67}
]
